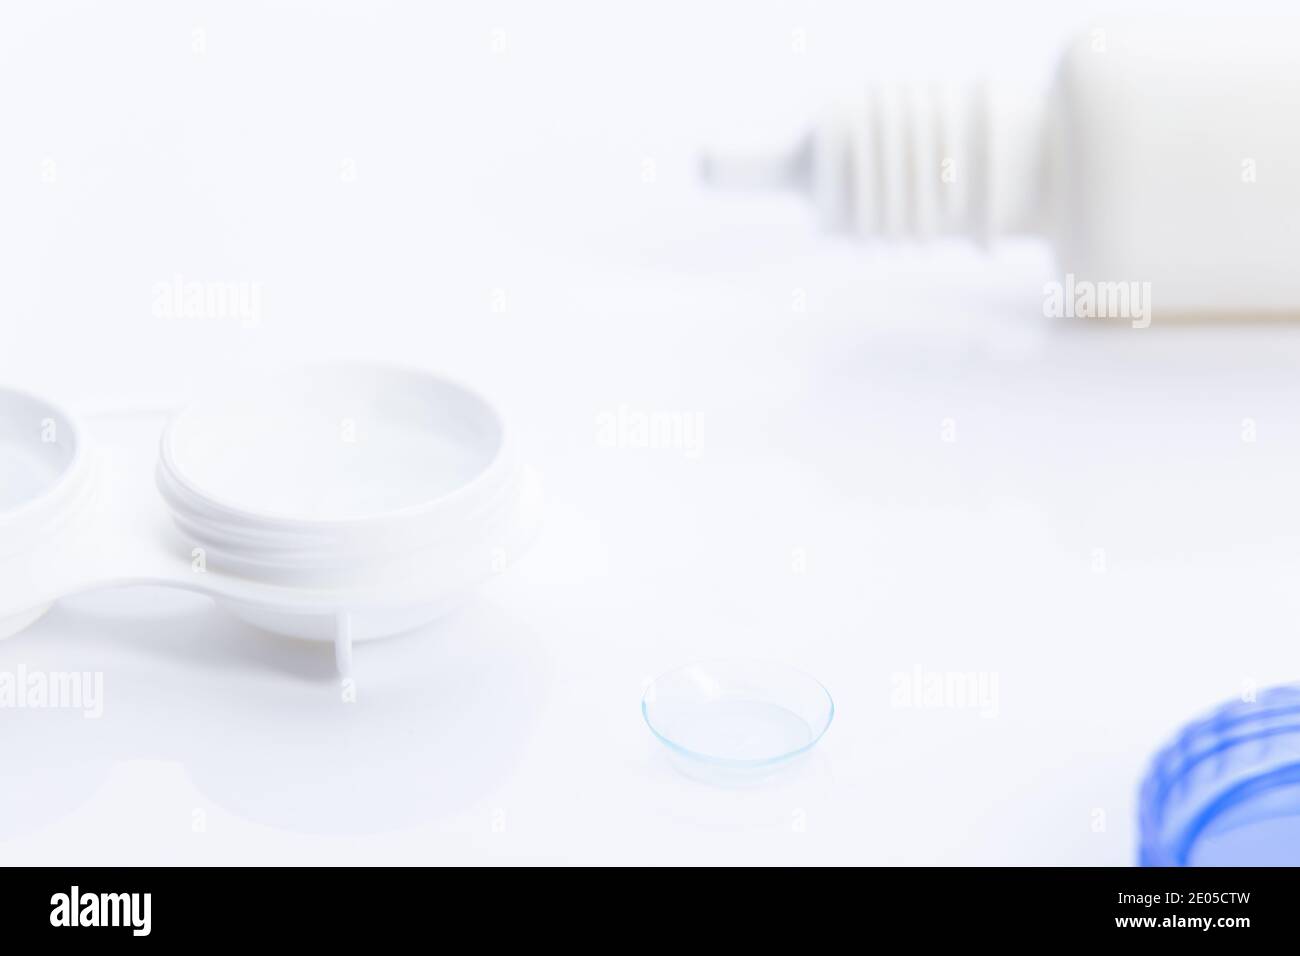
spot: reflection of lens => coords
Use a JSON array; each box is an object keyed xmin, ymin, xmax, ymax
[{"xmin": 1140, "ymin": 686, "xmax": 1300, "ymax": 866}]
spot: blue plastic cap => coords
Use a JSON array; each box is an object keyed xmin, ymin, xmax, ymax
[{"xmin": 1140, "ymin": 685, "xmax": 1300, "ymax": 866}]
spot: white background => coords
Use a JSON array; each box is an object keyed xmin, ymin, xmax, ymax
[{"xmin": 3, "ymin": 1, "xmax": 1300, "ymax": 864}]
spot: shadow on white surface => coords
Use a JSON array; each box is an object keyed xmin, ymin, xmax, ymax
[{"xmin": 0, "ymin": 586, "xmax": 548, "ymax": 837}]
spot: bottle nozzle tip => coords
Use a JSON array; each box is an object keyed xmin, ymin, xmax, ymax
[{"xmin": 698, "ymin": 138, "xmax": 809, "ymax": 191}]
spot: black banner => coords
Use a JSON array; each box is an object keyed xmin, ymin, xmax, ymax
[{"xmin": 0, "ymin": 866, "xmax": 1289, "ymax": 942}]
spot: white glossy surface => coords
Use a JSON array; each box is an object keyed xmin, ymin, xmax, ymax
[{"xmin": 2, "ymin": 1, "xmax": 1298, "ymax": 866}]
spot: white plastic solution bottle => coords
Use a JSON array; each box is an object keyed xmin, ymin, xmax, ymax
[{"xmin": 703, "ymin": 21, "xmax": 1300, "ymax": 321}]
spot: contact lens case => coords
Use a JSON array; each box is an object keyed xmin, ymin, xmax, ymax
[{"xmin": 0, "ymin": 362, "xmax": 540, "ymax": 675}]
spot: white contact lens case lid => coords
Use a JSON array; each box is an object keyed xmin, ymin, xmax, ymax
[{"xmin": 0, "ymin": 362, "xmax": 540, "ymax": 675}]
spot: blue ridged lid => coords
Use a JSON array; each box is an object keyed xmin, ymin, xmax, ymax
[{"xmin": 1140, "ymin": 686, "xmax": 1300, "ymax": 866}]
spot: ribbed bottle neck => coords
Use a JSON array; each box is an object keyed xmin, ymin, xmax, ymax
[
  {"xmin": 703, "ymin": 81, "xmax": 1051, "ymax": 244},
  {"xmin": 811, "ymin": 81, "xmax": 1049, "ymax": 242}
]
